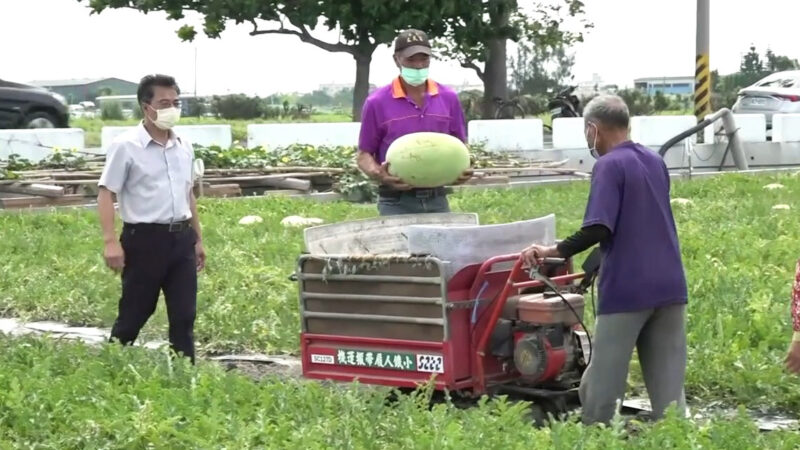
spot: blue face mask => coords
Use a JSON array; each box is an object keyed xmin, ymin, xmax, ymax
[{"xmin": 400, "ymin": 66, "xmax": 429, "ymax": 86}]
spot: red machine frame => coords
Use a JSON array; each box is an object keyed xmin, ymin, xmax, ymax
[{"xmin": 299, "ymin": 253, "xmax": 585, "ymax": 397}]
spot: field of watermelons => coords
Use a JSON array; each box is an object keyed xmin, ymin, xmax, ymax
[{"xmin": 1, "ymin": 171, "xmax": 800, "ymax": 448}]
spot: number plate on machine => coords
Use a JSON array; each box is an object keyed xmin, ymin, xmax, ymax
[{"xmin": 310, "ymin": 348, "xmax": 445, "ymax": 374}]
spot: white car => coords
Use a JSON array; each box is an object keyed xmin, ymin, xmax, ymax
[{"xmin": 732, "ymin": 70, "xmax": 800, "ymax": 127}]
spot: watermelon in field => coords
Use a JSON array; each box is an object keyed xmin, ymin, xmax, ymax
[{"xmin": 385, "ymin": 132, "xmax": 471, "ymax": 188}]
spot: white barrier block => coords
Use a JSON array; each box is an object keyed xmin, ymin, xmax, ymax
[
  {"xmin": 0, "ymin": 128, "xmax": 85, "ymax": 162},
  {"xmin": 468, "ymin": 119, "xmax": 544, "ymax": 152},
  {"xmin": 101, "ymin": 124, "xmax": 233, "ymax": 151},
  {"xmin": 773, "ymin": 114, "xmax": 800, "ymax": 143},
  {"xmin": 247, "ymin": 122, "xmax": 361, "ymax": 149},
  {"xmin": 552, "ymin": 117, "xmax": 587, "ymax": 150},
  {"xmin": 101, "ymin": 126, "xmax": 131, "ymax": 151},
  {"xmin": 630, "ymin": 115, "xmax": 697, "ymax": 148},
  {"xmin": 703, "ymin": 113, "xmax": 767, "ymax": 143}
]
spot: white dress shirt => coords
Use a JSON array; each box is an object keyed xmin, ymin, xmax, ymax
[{"xmin": 99, "ymin": 122, "xmax": 195, "ymax": 224}]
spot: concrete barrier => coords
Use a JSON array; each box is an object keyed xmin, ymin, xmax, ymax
[
  {"xmin": 247, "ymin": 122, "xmax": 361, "ymax": 149},
  {"xmin": 468, "ymin": 119, "xmax": 544, "ymax": 152},
  {"xmin": 630, "ymin": 115, "xmax": 697, "ymax": 149},
  {"xmin": 101, "ymin": 124, "xmax": 232, "ymax": 151},
  {"xmin": 703, "ymin": 113, "xmax": 767, "ymax": 143},
  {"xmin": 773, "ymin": 114, "xmax": 800, "ymax": 143},
  {"xmin": 552, "ymin": 117, "xmax": 587, "ymax": 150},
  {"xmin": 0, "ymin": 128, "xmax": 85, "ymax": 162}
]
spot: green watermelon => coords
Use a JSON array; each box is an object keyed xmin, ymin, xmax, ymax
[{"xmin": 385, "ymin": 132, "xmax": 471, "ymax": 188}]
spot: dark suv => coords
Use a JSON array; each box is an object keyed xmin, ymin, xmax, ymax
[{"xmin": 0, "ymin": 79, "xmax": 70, "ymax": 129}]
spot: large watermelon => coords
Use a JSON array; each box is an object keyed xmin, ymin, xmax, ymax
[{"xmin": 385, "ymin": 132, "xmax": 471, "ymax": 188}]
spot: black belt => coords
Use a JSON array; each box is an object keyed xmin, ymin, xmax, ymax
[
  {"xmin": 378, "ymin": 185, "xmax": 448, "ymax": 199},
  {"xmin": 123, "ymin": 220, "xmax": 191, "ymax": 233}
]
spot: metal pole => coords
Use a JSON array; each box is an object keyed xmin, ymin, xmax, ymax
[{"xmin": 695, "ymin": 0, "xmax": 711, "ymax": 122}]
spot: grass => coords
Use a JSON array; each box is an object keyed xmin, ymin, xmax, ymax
[
  {"xmin": 72, "ymin": 114, "xmax": 353, "ymax": 148},
  {"xmin": 1, "ymin": 335, "xmax": 798, "ymax": 449},
  {"xmin": 1, "ymin": 173, "xmax": 800, "ymax": 415}
]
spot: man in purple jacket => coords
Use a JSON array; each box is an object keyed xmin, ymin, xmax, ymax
[
  {"xmin": 357, "ymin": 29, "xmax": 472, "ymax": 215},
  {"xmin": 521, "ymin": 95, "xmax": 688, "ymax": 425}
]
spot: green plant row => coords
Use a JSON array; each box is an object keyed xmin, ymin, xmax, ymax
[
  {"xmin": 0, "ymin": 173, "xmax": 799, "ymax": 413},
  {"xmin": 0, "ymin": 336, "xmax": 797, "ymax": 449}
]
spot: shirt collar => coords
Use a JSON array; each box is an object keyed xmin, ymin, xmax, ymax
[
  {"xmin": 391, "ymin": 77, "xmax": 439, "ymax": 99},
  {"xmin": 136, "ymin": 121, "xmax": 181, "ymax": 148}
]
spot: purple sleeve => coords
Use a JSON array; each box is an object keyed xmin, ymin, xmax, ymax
[
  {"xmin": 358, "ymin": 97, "xmax": 380, "ymax": 154},
  {"xmin": 582, "ymin": 158, "xmax": 623, "ymax": 233},
  {"xmin": 449, "ymin": 94, "xmax": 468, "ymax": 142}
]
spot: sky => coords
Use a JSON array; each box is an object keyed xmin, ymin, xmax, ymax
[{"xmin": 1, "ymin": 0, "xmax": 799, "ymax": 97}]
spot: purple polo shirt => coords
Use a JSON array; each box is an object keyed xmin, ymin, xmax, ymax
[
  {"xmin": 583, "ymin": 141, "xmax": 688, "ymax": 315},
  {"xmin": 358, "ymin": 77, "xmax": 467, "ymax": 164}
]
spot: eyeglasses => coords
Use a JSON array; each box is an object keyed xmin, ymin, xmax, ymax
[{"xmin": 151, "ymin": 100, "xmax": 182, "ymax": 109}]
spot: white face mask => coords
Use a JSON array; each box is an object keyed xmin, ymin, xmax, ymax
[
  {"xmin": 148, "ymin": 105, "xmax": 181, "ymax": 130},
  {"xmin": 586, "ymin": 122, "xmax": 599, "ymax": 159}
]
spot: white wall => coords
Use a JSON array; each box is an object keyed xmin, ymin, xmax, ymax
[
  {"xmin": 773, "ymin": 114, "xmax": 800, "ymax": 143},
  {"xmin": 247, "ymin": 122, "xmax": 361, "ymax": 149},
  {"xmin": 101, "ymin": 125, "xmax": 232, "ymax": 151},
  {"xmin": 0, "ymin": 128, "xmax": 85, "ymax": 162},
  {"xmin": 630, "ymin": 115, "xmax": 697, "ymax": 148},
  {"xmin": 468, "ymin": 119, "xmax": 544, "ymax": 152},
  {"xmin": 704, "ymin": 113, "xmax": 767, "ymax": 143},
  {"xmin": 552, "ymin": 117, "xmax": 587, "ymax": 150}
]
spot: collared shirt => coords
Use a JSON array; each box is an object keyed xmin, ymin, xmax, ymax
[
  {"xmin": 98, "ymin": 122, "xmax": 195, "ymax": 224},
  {"xmin": 582, "ymin": 141, "xmax": 688, "ymax": 315},
  {"xmin": 358, "ymin": 77, "xmax": 467, "ymax": 164}
]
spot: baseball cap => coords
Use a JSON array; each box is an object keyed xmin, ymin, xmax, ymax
[{"xmin": 394, "ymin": 29, "xmax": 431, "ymax": 58}]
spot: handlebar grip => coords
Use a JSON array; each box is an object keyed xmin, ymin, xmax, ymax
[{"xmin": 540, "ymin": 257, "xmax": 566, "ymax": 265}]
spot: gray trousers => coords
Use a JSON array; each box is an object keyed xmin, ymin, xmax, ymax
[
  {"xmin": 579, "ymin": 302, "xmax": 687, "ymax": 425},
  {"xmin": 377, "ymin": 194, "xmax": 450, "ymax": 216}
]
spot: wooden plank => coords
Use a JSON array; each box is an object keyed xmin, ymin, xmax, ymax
[
  {"xmin": 464, "ymin": 175, "xmax": 510, "ymax": 185},
  {"xmin": 0, "ymin": 183, "xmax": 65, "ymax": 198},
  {"xmin": 199, "ymin": 184, "xmax": 242, "ymax": 198},
  {"xmin": 260, "ymin": 177, "xmax": 312, "ymax": 191},
  {"xmin": 0, "ymin": 194, "xmax": 91, "ymax": 209},
  {"xmin": 203, "ymin": 172, "xmax": 326, "ymax": 183}
]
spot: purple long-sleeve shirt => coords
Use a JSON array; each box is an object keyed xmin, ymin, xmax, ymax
[{"xmin": 358, "ymin": 77, "xmax": 467, "ymax": 164}]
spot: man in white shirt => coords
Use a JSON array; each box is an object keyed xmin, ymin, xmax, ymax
[{"xmin": 97, "ymin": 74, "xmax": 205, "ymax": 363}]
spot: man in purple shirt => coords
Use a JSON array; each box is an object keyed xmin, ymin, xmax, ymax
[
  {"xmin": 521, "ymin": 95, "xmax": 688, "ymax": 425},
  {"xmin": 357, "ymin": 29, "xmax": 472, "ymax": 215}
]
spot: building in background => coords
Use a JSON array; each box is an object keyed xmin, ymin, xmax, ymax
[
  {"xmin": 575, "ymin": 73, "xmax": 619, "ymax": 99},
  {"xmin": 634, "ymin": 76, "xmax": 694, "ymax": 96},
  {"xmin": 28, "ymin": 77, "xmax": 138, "ymax": 104}
]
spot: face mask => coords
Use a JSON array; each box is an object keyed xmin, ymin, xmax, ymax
[
  {"xmin": 400, "ymin": 66, "xmax": 429, "ymax": 87},
  {"xmin": 148, "ymin": 105, "xmax": 181, "ymax": 130},
  {"xmin": 586, "ymin": 122, "xmax": 599, "ymax": 159}
]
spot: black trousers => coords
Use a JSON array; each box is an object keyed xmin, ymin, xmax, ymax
[{"xmin": 110, "ymin": 222, "xmax": 198, "ymax": 362}]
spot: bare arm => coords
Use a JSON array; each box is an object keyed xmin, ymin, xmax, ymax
[
  {"xmin": 189, "ymin": 190, "xmax": 202, "ymax": 243},
  {"xmin": 356, "ymin": 151, "xmax": 411, "ymax": 190},
  {"xmin": 357, "ymin": 151, "xmax": 383, "ymax": 180},
  {"xmin": 97, "ymin": 187, "xmax": 124, "ymax": 272},
  {"xmin": 97, "ymin": 188, "xmax": 117, "ymax": 243}
]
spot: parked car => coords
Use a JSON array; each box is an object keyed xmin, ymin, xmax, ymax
[
  {"xmin": 732, "ymin": 70, "xmax": 800, "ymax": 127},
  {"xmin": 0, "ymin": 79, "xmax": 70, "ymax": 129}
]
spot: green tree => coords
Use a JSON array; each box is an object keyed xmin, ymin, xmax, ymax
[
  {"xmin": 509, "ymin": 38, "xmax": 575, "ymax": 97},
  {"xmin": 653, "ymin": 90, "xmax": 669, "ymax": 112},
  {"xmin": 299, "ymin": 90, "xmax": 334, "ymax": 108},
  {"xmin": 77, "ymin": 0, "xmax": 456, "ymax": 121},
  {"xmin": 740, "ymin": 45, "xmax": 763, "ymax": 74},
  {"xmin": 765, "ymin": 48, "xmax": 800, "ymax": 72},
  {"xmin": 434, "ymin": 0, "xmax": 590, "ymax": 118}
]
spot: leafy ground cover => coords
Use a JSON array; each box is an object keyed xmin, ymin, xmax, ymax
[
  {"xmin": 1, "ymin": 173, "xmax": 799, "ymax": 416},
  {"xmin": 0, "ymin": 335, "xmax": 798, "ymax": 449}
]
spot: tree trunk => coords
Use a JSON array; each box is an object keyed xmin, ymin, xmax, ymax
[
  {"xmin": 481, "ymin": 4, "xmax": 510, "ymax": 119},
  {"xmin": 352, "ymin": 53, "xmax": 372, "ymax": 122}
]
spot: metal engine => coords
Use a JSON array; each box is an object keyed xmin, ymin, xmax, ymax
[{"xmin": 492, "ymin": 292, "xmax": 591, "ymax": 386}]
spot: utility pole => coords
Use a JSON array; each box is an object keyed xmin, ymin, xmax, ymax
[
  {"xmin": 695, "ymin": 0, "xmax": 711, "ymax": 121},
  {"xmin": 194, "ymin": 46, "xmax": 198, "ymax": 97}
]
